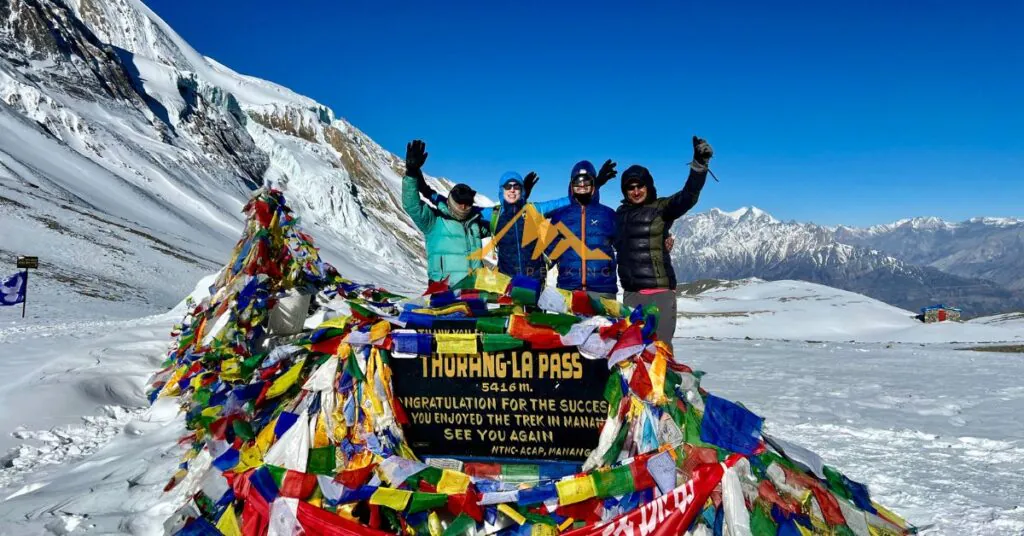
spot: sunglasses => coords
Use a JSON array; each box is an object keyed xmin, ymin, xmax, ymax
[
  {"xmin": 626, "ymin": 183, "xmax": 646, "ymax": 192},
  {"xmin": 503, "ymin": 183, "xmax": 522, "ymax": 191},
  {"xmin": 572, "ymin": 177, "xmax": 594, "ymax": 187}
]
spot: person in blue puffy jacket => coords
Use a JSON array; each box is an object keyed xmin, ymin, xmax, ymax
[
  {"xmin": 545, "ymin": 160, "xmax": 619, "ymax": 298},
  {"xmin": 418, "ymin": 171, "xmax": 571, "ymax": 283}
]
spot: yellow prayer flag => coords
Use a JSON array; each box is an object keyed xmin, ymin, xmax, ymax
[
  {"xmin": 796, "ymin": 523, "xmax": 814, "ymax": 536},
  {"xmin": 649, "ymin": 355, "xmax": 668, "ymax": 404},
  {"xmin": 498, "ymin": 504, "xmax": 526, "ymax": 525},
  {"xmin": 475, "ymin": 267, "xmax": 512, "ymax": 294},
  {"xmin": 313, "ymin": 413, "xmax": 331, "ymax": 448},
  {"xmin": 236, "ymin": 444, "xmax": 264, "ymax": 471},
  {"xmin": 531, "ymin": 524, "xmax": 558, "ymax": 536},
  {"xmin": 555, "ymin": 475, "xmax": 597, "ymax": 505},
  {"xmin": 221, "ymin": 359, "xmax": 243, "ymax": 381},
  {"xmin": 201, "ymin": 405, "xmax": 223, "ymax": 419},
  {"xmin": 266, "ymin": 358, "xmax": 306, "ymax": 399},
  {"xmin": 868, "ymin": 526, "xmax": 903, "ymax": 536},
  {"xmin": 436, "ymin": 469, "xmax": 471, "ymax": 494},
  {"xmin": 369, "ymin": 487, "xmax": 413, "ymax": 510},
  {"xmin": 871, "ymin": 502, "xmax": 908, "ymax": 528},
  {"xmin": 434, "ymin": 334, "xmax": 478, "ymax": 355},
  {"xmin": 600, "ymin": 297, "xmax": 623, "ymax": 318},
  {"xmin": 215, "ymin": 504, "xmax": 242, "ymax": 536},
  {"xmin": 316, "ymin": 315, "xmax": 350, "ymax": 330},
  {"xmin": 369, "ymin": 320, "xmax": 391, "ymax": 342},
  {"xmin": 254, "ymin": 415, "xmax": 278, "ymax": 452},
  {"xmin": 413, "ymin": 303, "xmax": 472, "ymax": 317},
  {"xmin": 558, "ymin": 518, "xmax": 575, "ymax": 532},
  {"xmin": 427, "ymin": 512, "xmax": 443, "ymax": 536}
]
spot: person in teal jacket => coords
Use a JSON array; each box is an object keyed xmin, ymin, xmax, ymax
[
  {"xmin": 402, "ymin": 140, "xmax": 487, "ymax": 285},
  {"xmin": 421, "ymin": 170, "xmax": 575, "ymax": 283}
]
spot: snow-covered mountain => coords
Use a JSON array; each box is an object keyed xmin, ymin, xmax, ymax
[
  {"xmin": 670, "ymin": 207, "xmax": 1024, "ymax": 317},
  {"xmin": 0, "ymin": 0, "xmax": 454, "ymax": 322},
  {"xmin": 835, "ymin": 216, "xmax": 1024, "ymax": 291}
]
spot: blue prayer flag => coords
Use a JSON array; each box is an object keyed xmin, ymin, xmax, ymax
[
  {"xmin": 700, "ymin": 394, "xmax": 764, "ymax": 455},
  {"xmin": 0, "ymin": 272, "xmax": 26, "ymax": 306}
]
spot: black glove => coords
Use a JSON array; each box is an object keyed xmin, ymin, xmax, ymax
[
  {"xmin": 596, "ymin": 159, "xmax": 617, "ymax": 188},
  {"xmin": 523, "ymin": 172, "xmax": 539, "ymax": 199},
  {"xmin": 692, "ymin": 136, "xmax": 713, "ymax": 170},
  {"xmin": 405, "ymin": 139, "xmax": 428, "ymax": 180}
]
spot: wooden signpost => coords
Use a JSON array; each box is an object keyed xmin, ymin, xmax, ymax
[{"xmin": 15, "ymin": 256, "xmax": 38, "ymax": 318}]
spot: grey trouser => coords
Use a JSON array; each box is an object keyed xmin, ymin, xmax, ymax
[{"xmin": 623, "ymin": 290, "xmax": 677, "ymax": 345}]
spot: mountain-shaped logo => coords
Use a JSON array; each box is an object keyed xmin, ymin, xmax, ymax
[{"xmin": 467, "ymin": 204, "xmax": 610, "ymax": 262}]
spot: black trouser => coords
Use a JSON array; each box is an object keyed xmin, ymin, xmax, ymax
[{"xmin": 623, "ymin": 290, "xmax": 677, "ymax": 345}]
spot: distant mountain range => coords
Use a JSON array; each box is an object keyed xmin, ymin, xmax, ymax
[{"xmin": 670, "ymin": 207, "xmax": 1024, "ymax": 317}]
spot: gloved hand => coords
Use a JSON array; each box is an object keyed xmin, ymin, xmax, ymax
[
  {"xmin": 405, "ymin": 139, "xmax": 428, "ymax": 180},
  {"xmin": 523, "ymin": 172, "xmax": 539, "ymax": 199},
  {"xmin": 691, "ymin": 136, "xmax": 713, "ymax": 170},
  {"xmin": 596, "ymin": 159, "xmax": 617, "ymax": 188}
]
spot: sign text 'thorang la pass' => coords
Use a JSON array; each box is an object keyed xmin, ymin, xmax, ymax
[{"xmin": 390, "ymin": 331, "xmax": 611, "ymax": 461}]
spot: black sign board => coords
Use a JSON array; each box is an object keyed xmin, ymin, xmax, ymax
[
  {"xmin": 391, "ymin": 340, "xmax": 611, "ymax": 462},
  {"xmin": 16, "ymin": 256, "xmax": 38, "ymax": 269}
]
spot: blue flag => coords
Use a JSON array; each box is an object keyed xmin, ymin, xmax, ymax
[{"xmin": 1, "ymin": 272, "xmax": 26, "ymax": 306}]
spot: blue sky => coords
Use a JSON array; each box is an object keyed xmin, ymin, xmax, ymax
[{"xmin": 147, "ymin": 0, "xmax": 1023, "ymax": 226}]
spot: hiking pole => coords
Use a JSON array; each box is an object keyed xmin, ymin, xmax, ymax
[{"xmin": 707, "ymin": 168, "xmax": 720, "ymax": 182}]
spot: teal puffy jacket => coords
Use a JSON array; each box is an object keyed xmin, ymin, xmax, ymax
[{"xmin": 402, "ymin": 176, "xmax": 488, "ymax": 284}]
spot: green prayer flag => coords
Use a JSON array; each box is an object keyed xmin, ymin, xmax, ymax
[
  {"xmin": 344, "ymin": 351, "xmax": 366, "ymax": 382},
  {"xmin": 501, "ymin": 463, "xmax": 540, "ymax": 484},
  {"xmin": 475, "ymin": 316, "xmax": 508, "ymax": 334},
  {"xmin": 509, "ymin": 286, "xmax": 538, "ymax": 306},
  {"xmin": 349, "ymin": 302, "xmax": 377, "ymax": 320},
  {"xmin": 408, "ymin": 492, "xmax": 448, "ymax": 514},
  {"xmin": 266, "ymin": 464, "xmax": 286, "ymax": 486},
  {"xmin": 684, "ymin": 405, "xmax": 711, "ymax": 447},
  {"xmin": 592, "ymin": 465, "xmax": 635, "ymax": 497},
  {"xmin": 307, "ymin": 446, "xmax": 336, "ymax": 475},
  {"xmin": 603, "ymin": 371, "xmax": 623, "ymax": 417},
  {"xmin": 833, "ymin": 525, "xmax": 857, "ymax": 536},
  {"xmin": 450, "ymin": 272, "xmax": 477, "ymax": 290},
  {"xmin": 823, "ymin": 465, "xmax": 853, "ymax": 501},
  {"xmin": 750, "ymin": 503, "xmax": 778, "ymax": 536},
  {"xmin": 232, "ymin": 419, "xmax": 255, "ymax": 442},
  {"xmin": 526, "ymin": 312, "xmax": 580, "ymax": 335},
  {"xmin": 663, "ymin": 369, "xmax": 681, "ymax": 398},
  {"xmin": 442, "ymin": 513, "xmax": 476, "ymax": 536},
  {"xmin": 481, "ymin": 334, "xmax": 524, "ymax": 352},
  {"xmin": 194, "ymin": 388, "xmax": 212, "ymax": 407},
  {"xmin": 604, "ymin": 422, "xmax": 629, "ymax": 465},
  {"xmin": 418, "ymin": 466, "xmax": 443, "ymax": 486}
]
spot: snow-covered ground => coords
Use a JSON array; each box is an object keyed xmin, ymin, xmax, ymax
[
  {"xmin": 682, "ymin": 338, "xmax": 1024, "ymax": 535},
  {"xmin": 677, "ymin": 278, "xmax": 1024, "ymax": 344},
  {"xmin": 1, "ymin": 277, "xmax": 1022, "ymax": 534}
]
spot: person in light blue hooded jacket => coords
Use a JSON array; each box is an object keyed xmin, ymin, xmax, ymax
[{"xmin": 419, "ymin": 171, "xmax": 571, "ymax": 283}]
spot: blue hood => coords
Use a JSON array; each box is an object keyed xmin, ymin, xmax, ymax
[{"xmin": 498, "ymin": 171, "xmax": 524, "ymax": 207}]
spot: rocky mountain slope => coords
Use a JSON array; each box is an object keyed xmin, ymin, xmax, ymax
[
  {"xmin": 0, "ymin": 0, "xmax": 451, "ymax": 321},
  {"xmin": 670, "ymin": 207, "xmax": 1024, "ymax": 317}
]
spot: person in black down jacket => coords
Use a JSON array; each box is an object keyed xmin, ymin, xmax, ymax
[{"xmin": 614, "ymin": 136, "xmax": 714, "ymax": 346}]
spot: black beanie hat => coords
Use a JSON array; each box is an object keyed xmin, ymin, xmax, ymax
[
  {"xmin": 449, "ymin": 183, "xmax": 477, "ymax": 205},
  {"xmin": 621, "ymin": 165, "xmax": 657, "ymax": 200}
]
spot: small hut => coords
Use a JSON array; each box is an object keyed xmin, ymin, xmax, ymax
[{"xmin": 919, "ymin": 304, "xmax": 962, "ymax": 323}]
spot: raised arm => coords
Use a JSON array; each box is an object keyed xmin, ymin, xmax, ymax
[
  {"xmin": 401, "ymin": 140, "xmax": 436, "ymax": 232},
  {"xmin": 663, "ymin": 137, "xmax": 714, "ymax": 221}
]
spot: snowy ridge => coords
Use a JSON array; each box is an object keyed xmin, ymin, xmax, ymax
[
  {"xmin": 676, "ymin": 278, "xmax": 1024, "ymax": 343},
  {"xmin": 1, "ymin": 0, "xmax": 473, "ymax": 324},
  {"xmin": 672, "ymin": 206, "xmax": 1024, "ymax": 317}
]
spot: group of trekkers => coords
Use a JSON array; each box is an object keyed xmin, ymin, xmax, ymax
[{"xmin": 401, "ymin": 136, "xmax": 713, "ymax": 345}]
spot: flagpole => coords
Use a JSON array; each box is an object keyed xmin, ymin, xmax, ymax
[{"xmin": 21, "ymin": 269, "xmax": 27, "ymax": 318}]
